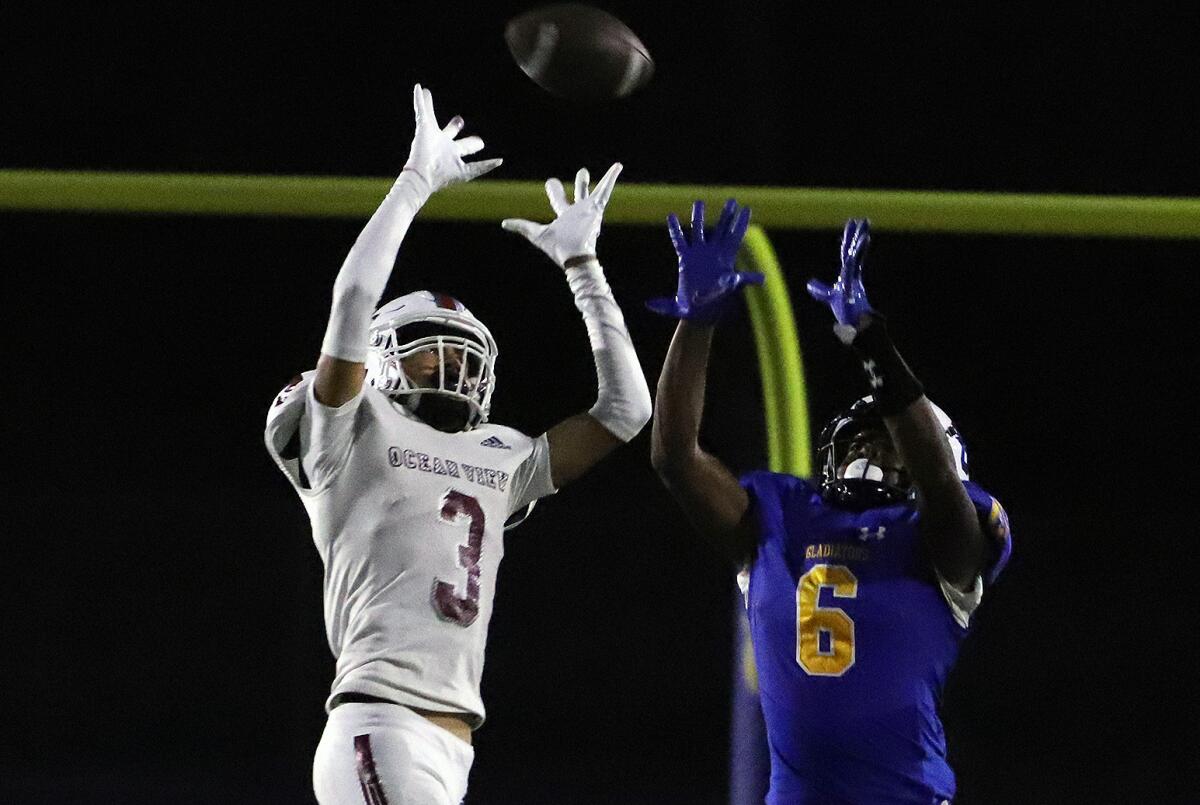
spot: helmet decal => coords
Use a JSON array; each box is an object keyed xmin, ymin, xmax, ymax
[{"xmin": 433, "ymin": 293, "xmax": 461, "ymax": 311}]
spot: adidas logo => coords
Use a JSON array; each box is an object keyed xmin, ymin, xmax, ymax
[{"xmin": 479, "ymin": 435, "xmax": 511, "ymax": 450}]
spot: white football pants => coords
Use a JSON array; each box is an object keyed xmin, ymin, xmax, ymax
[{"xmin": 313, "ymin": 702, "xmax": 474, "ymax": 805}]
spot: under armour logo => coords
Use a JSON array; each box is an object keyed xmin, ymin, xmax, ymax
[
  {"xmin": 863, "ymin": 359, "xmax": 883, "ymax": 389},
  {"xmin": 479, "ymin": 435, "xmax": 511, "ymax": 449},
  {"xmin": 858, "ymin": 526, "xmax": 886, "ymax": 542}
]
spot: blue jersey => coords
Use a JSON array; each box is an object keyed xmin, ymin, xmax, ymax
[{"xmin": 740, "ymin": 472, "xmax": 1012, "ymax": 805}]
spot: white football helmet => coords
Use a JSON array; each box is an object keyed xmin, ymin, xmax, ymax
[{"xmin": 365, "ymin": 291, "xmax": 498, "ymax": 430}]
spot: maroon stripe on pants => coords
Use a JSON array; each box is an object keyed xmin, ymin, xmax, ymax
[{"xmin": 354, "ymin": 734, "xmax": 390, "ymax": 805}]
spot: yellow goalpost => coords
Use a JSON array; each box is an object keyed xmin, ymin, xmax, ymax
[{"xmin": 6, "ymin": 167, "xmax": 1200, "ymax": 475}]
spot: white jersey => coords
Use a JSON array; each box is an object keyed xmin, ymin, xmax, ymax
[{"xmin": 264, "ymin": 372, "xmax": 556, "ymax": 727}]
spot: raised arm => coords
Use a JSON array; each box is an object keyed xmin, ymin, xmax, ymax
[
  {"xmin": 314, "ymin": 84, "xmax": 502, "ymax": 407},
  {"xmin": 646, "ymin": 199, "xmax": 764, "ymax": 564},
  {"xmin": 502, "ymin": 164, "xmax": 652, "ymax": 488},
  {"xmin": 807, "ymin": 219, "xmax": 987, "ymax": 589},
  {"xmin": 881, "ymin": 392, "xmax": 985, "ymax": 589}
]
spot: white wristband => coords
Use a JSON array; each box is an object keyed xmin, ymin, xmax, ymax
[
  {"xmin": 565, "ymin": 260, "xmax": 652, "ymax": 442},
  {"xmin": 320, "ymin": 172, "xmax": 429, "ymax": 362}
]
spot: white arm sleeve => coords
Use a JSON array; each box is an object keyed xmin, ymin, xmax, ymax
[
  {"xmin": 564, "ymin": 260, "xmax": 652, "ymax": 442},
  {"xmin": 320, "ymin": 171, "xmax": 430, "ymax": 362}
]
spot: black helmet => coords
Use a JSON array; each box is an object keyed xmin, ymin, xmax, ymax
[{"xmin": 815, "ymin": 396, "xmax": 969, "ymax": 509}]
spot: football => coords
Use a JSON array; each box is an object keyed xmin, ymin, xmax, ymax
[{"xmin": 504, "ymin": 3, "xmax": 654, "ymax": 101}]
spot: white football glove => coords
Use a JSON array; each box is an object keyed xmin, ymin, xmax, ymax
[
  {"xmin": 501, "ymin": 163, "xmax": 622, "ymax": 268},
  {"xmin": 403, "ymin": 83, "xmax": 502, "ymax": 194}
]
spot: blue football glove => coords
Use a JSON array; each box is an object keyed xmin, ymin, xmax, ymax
[
  {"xmin": 806, "ymin": 218, "xmax": 875, "ymax": 343},
  {"xmin": 646, "ymin": 198, "xmax": 762, "ymax": 324}
]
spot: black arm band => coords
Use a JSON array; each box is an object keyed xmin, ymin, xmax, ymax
[{"xmin": 849, "ymin": 314, "xmax": 924, "ymax": 416}]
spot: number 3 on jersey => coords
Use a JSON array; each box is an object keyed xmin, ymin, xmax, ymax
[
  {"xmin": 432, "ymin": 490, "xmax": 484, "ymax": 627},
  {"xmin": 796, "ymin": 564, "xmax": 858, "ymax": 676}
]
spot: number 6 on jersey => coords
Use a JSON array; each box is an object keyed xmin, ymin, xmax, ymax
[{"xmin": 796, "ymin": 564, "xmax": 858, "ymax": 676}]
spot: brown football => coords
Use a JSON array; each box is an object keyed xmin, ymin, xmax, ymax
[{"xmin": 505, "ymin": 4, "xmax": 654, "ymax": 101}]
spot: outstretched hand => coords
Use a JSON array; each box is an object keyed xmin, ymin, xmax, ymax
[
  {"xmin": 646, "ymin": 198, "xmax": 761, "ymax": 325},
  {"xmin": 501, "ymin": 163, "xmax": 622, "ymax": 268},
  {"xmin": 806, "ymin": 218, "xmax": 875, "ymax": 343},
  {"xmin": 403, "ymin": 83, "xmax": 502, "ymax": 193}
]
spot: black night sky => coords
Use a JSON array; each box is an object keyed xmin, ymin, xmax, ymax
[{"xmin": 3, "ymin": 2, "xmax": 1198, "ymax": 803}]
